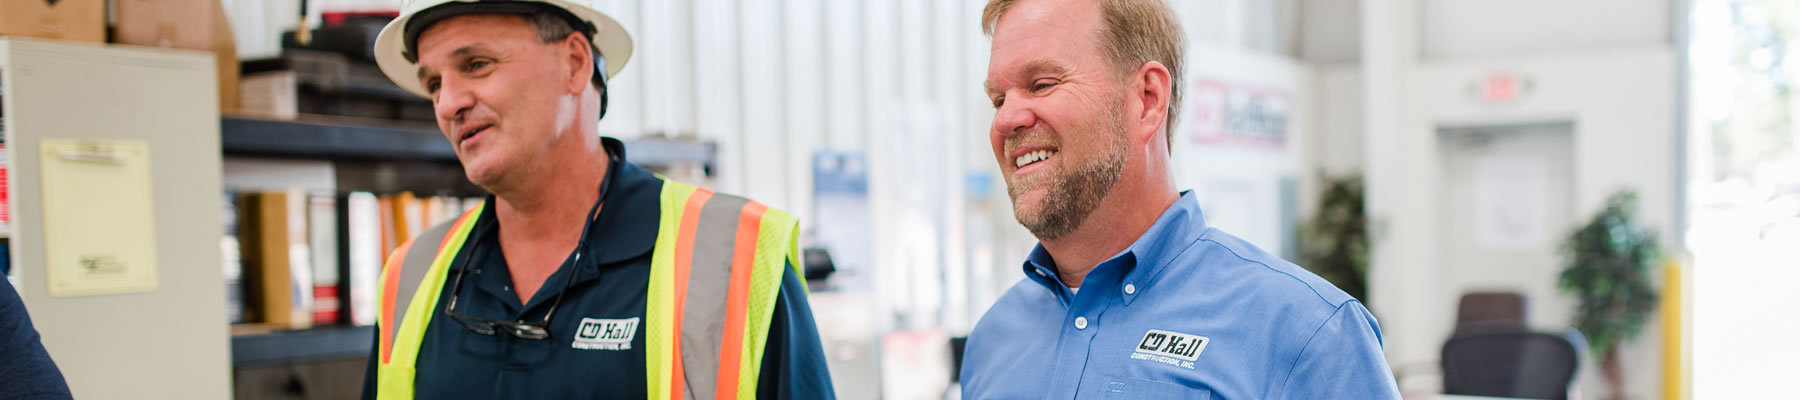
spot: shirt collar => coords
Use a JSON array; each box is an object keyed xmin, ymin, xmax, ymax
[
  {"xmin": 586, "ymin": 137, "xmax": 662, "ymax": 264},
  {"xmin": 1020, "ymin": 190, "xmax": 1209, "ymax": 305}
]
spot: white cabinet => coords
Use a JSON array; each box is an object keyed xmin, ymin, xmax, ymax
[{"xmin": 0, "ymin": 38, "xmax": 230, "ymax": 400}]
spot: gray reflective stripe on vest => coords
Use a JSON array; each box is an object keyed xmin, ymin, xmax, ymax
[
  {"xmin": 389, "ymin": 221, "xmax": 458, "ymax": 348},
  {"xmin": 678, "ymin": 193, "xmax": 752, "ymax": 398}
]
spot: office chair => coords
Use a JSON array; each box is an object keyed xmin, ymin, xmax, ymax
[
  {"xmin": 1441, "ymin": 327, "xmax": 1582, "ymax": 400},
  {"xmin": 1455, "ymin": 291, "xmax": 1528, "ymax": 332}
]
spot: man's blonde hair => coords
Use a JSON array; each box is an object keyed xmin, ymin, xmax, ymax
[{"xmin": 982, "ymin": 0, "xmax": 1186, "ymax": 146}]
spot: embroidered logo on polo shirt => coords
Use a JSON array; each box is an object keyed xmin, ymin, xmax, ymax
[
  {"xmin": 1130, "ymin": 329, "xmax": 1208, "ymax": 369},
  {"xmin": 572, "ymin": 317, "xmax": 639, "ymax": 350}
]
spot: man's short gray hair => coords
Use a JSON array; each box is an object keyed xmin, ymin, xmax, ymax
[{"xmin": 527, "ymin": 11, "xmax": 579, "ymax": 44}]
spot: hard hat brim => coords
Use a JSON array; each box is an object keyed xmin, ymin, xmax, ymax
[{"xmin": 374, "ymin": 0, "xmax": 633, "ymax": 98}]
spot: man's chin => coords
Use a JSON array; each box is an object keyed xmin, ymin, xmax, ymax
[
  {"xmin": 1015, "ymin": 212, "xmax": 1072, "ymax": 241},
  {"xmin": 1009, "ymin": 196, "xmax": 1056, "ymax": 236},
  {"xmin": 1008, "ymin": 195, "xmax": 1040, "ymax": 219},
  {"xmin": 462, "ymin": 160, "xmax": 507, "ymax": 188},
  {"xmin": 1008, "ymin": 182, "xmax": 1050, "ymax": 205}
]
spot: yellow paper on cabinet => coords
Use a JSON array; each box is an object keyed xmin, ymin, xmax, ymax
[{"xmin": 39, "ymin": 139, "xmax": 159, "ymax": 297}]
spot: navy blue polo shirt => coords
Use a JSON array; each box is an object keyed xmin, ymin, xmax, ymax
[
  {"xmin": 1, "ymin": 280, "xmax": 72, "ymax": 399},
  {"xmin": 363, "ymin": 138, "xmax": 833, "ymax": 399}
]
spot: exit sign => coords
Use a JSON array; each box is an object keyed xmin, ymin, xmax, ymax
[{"xmin": 1472, "ymin": 71, "xmax": 1534, "ymax": 105}]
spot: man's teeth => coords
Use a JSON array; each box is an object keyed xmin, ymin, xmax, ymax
[{"xmin": 1014, "ymin": 150, "xmax": 1056, "ymax": 168}]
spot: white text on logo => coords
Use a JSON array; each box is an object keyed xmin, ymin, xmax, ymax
[
  {"xmin": 573, "ymin": 317, "xmax": 639, "ymax": 350},
  {"xmin": 1132, "ymin": 329, "xmax": 1208, "ymax": 369}
]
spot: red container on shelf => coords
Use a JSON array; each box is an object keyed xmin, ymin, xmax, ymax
[
  {"xmin": 322, "ymin": 11, "xmax": 399, "ymax": 26},
  {"xmin": 1, "ymin": 143, "xmax": 10, "ymax": 226}
]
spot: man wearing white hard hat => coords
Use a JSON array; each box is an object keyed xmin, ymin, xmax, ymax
[{"xmin": 361, "ymin": 1, "xmax": 834, "ymax": 399}]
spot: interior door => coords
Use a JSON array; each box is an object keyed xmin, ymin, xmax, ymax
[{"xmin": 1436, "ymin": 121, "xmax": 1576, "ymax": 329}]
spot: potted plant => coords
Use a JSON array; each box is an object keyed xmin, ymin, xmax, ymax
[
  {"xmin": 1301, "ymin": 173, "xmax": 1368, "ymax": 302},
  {"xmin": 1557, "ymin": 190, "xmax": 1661, "ymax": 399}
]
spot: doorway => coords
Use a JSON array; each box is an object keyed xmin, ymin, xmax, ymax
[{"xmin": 1435, "ymin": 121, "xmax": 1576, "ymax": 328}]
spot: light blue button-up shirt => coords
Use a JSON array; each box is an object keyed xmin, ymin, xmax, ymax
[{"xmin": 961, "ymin": 191, "xmax": 1401, "ymax": 399}]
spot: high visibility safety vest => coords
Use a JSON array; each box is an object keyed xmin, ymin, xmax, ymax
[{"xmin": 373, "ymin": 179, "xmax": 802, "ymax": 400}]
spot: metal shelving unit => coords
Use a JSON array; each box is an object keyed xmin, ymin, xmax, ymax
[
  {"xmin": 230, "ymin": 325, "xmax": 375, "ymax": 366},
  {"xmin": 221, "ymin": 115, "xmax": 455, "ymax": 161},
  {"xmin": 220, "ymin": 115, "xmax": 717, "ymax": 169}
]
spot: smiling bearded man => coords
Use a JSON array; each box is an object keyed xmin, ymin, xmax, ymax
[{"xmin": 959, "ymin": 0, "xmax": 1403, "ymax": 398}]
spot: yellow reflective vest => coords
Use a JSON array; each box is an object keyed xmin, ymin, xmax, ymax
[{"xmin": 372, "ymin": 179, "xmax": 801, "ymax": 400}]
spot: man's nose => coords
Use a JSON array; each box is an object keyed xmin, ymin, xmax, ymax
[
  {"xmin": 435, "ymin": 77, "xmax": 475, "ymax": 123},
  {"xmin": 992, "ymin": 97, "xmax": 1037, "ymax": 138}
]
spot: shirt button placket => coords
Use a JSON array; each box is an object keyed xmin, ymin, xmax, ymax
[{"xmin": 1057, "ymin": 312, "xmax": 1099, "ymax": 398}]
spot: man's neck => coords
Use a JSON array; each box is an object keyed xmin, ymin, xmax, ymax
[
  {"xmin": 489, "ymin": 147, "xmax": 610, "ymax": 275},
  {"xmin": 1039, "ymin": 179, "xmax": 1178, "ymax": 289}
]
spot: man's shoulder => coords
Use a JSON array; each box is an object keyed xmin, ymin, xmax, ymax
[
  {"xmin": 397, "ymin": 208, "xmax": 482, "ymax": 256},
  {"xmin": 662, "ymin": 179, "xmax": 797, "ymax": 219},
  {"xmin": 968, "ymin": 278, "xmax": 1058, "ymax": 336},
  {"xmin": 1177, "ymin": 228, "xmax": 1356, "ymax": 312},
  {"xmin": 961, "ymin": 277, "xmax": 1059, "ymax": 386}
]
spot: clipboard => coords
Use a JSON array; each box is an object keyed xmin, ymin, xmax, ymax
[{"xmin": 39, "ymin": 139, "xmax": 159, "ymax": 297}]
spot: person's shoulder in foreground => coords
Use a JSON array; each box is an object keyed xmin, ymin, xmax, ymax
[
  {"xmin": 961, "ymin": 193, "xmax": 1400, "ymax": 399},
  {"xmin": 1, "ymin": 281, "xmax": 73, "ymax": 399}
]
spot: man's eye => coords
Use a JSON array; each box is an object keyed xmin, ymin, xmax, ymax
[
  {"xmin": 1033, "ymin": 82, "xmax": 1054, "ymax": 91},
  {"xmin": 992, "ymin": 96, "xmax": 1005, "ymax": 108},
  {"xmin": 427, "ymin": 80, "xmax": 441, "ymax": 93},
  {"xmin": 466, "ymin": 59, "xmax": 491, "ymax": 72}
]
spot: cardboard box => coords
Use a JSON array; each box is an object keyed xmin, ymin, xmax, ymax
[
  {"xmin": 0, "ymin": 0, "xmax": 105, "ymax": 43},
  {"xmin": 239, "ymin": 71, "xmax": 298, "ymax": 119},
  {"xmin": 113, "ymin": 0, "xmax": 212, "ymax": 50},
  {"xmin": 113, "ymin": 0, "xmax": 238, "ymax": 110},
  {"xmin": 211, "ymin": 0, "xmax": 240, "ymax": 111}
]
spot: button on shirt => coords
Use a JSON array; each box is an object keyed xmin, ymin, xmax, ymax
[
  {"xmin": 960, "ymin": 191, "xmax": 1401, "ymax": 399},
  {"xmin": 362, "ymin": 138, "xmax": 834, "ymax": 399}
]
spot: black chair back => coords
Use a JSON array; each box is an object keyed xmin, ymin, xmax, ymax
[
  {"xmin": 1441, "ymin": 328, "xmax": 1580, "ymax": 400},
  {"xmin": 1455, "ymin": 291, "xmax": 1528, "ymax": 332}
]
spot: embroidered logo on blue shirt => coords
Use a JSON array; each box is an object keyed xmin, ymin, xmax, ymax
[
  {"xmin": 572, "ymin": 317, "xmax": 639, "ymax": 350},
  {"xmin": 1131, "ymin": 329, "xmax": 1208, "ymax": 369}
]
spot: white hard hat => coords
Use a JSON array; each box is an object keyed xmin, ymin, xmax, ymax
[{"xmin": 373, "ymin": 0, "xmax": 634, "ymax": 98}]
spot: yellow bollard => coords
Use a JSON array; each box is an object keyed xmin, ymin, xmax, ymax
[{"xmin": 1661, "ymin": 257, "xmax": 1688, "ymax": 400}]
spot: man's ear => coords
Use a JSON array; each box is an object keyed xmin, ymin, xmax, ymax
[
  {"xmin": 562, "ymin": 33, "xmax": 594, "ymax": 95},
  {"xmin": 1133, "ymin": 61, "xmax": 1173, "ymax": 144}
]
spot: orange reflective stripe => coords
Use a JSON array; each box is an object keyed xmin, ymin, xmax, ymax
[
  {"xmin": 378, "ymin": 237, "xmax": 415, "ymax": 365},
  {"xmin": 378, "ymin": 206, "xmax": 479, "ymax": 367},
  {"xmin": 715, "ymin": 201, "xmax": 767, "ymax": 398},
  {"xmin": 434, "ymin": 210, "xmax": 480, "ymax": 264},
  {"xmin": 671, "ymin": 188, "xmax": 715, "ymax": 400}
]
